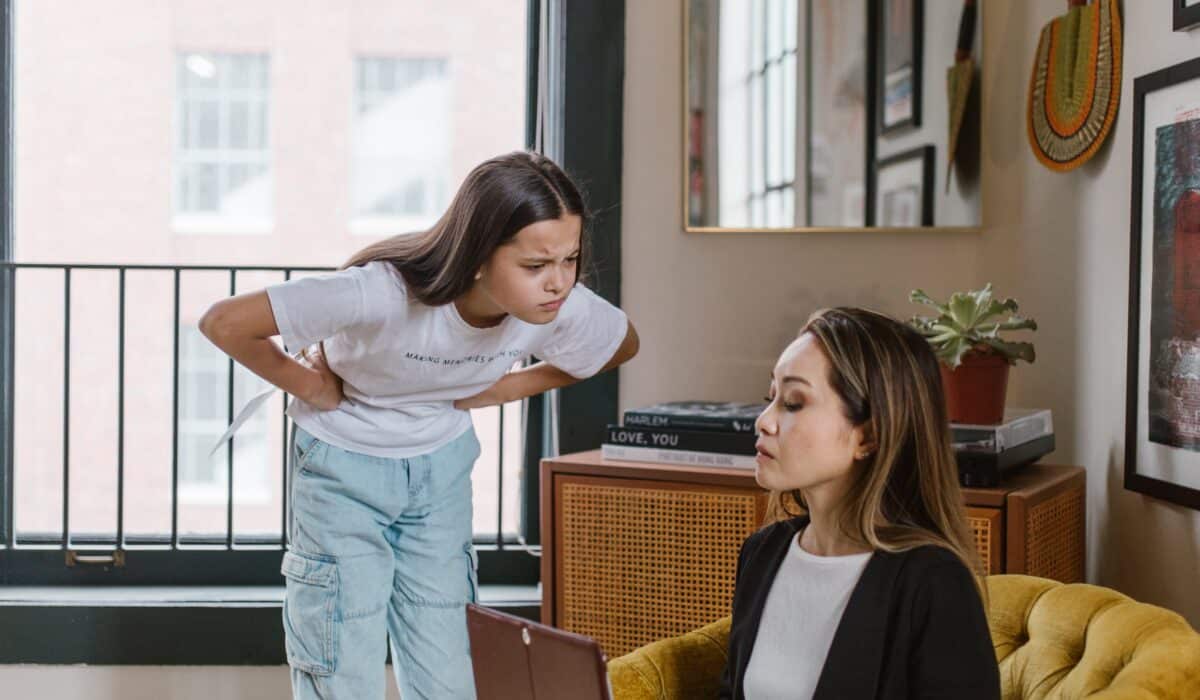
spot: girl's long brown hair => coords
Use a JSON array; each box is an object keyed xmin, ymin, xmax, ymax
[
  {"xmin": 766, "ymin": 307, "xmax": 983, "ymax": 590},
  {"xmin": 341, "ymin": 151, "xmax": 590, "ymax": 304}
]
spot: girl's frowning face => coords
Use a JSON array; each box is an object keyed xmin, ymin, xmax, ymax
[{"xmin": 472, "ymin": 214, "xmax": 581, "ymax": 325}]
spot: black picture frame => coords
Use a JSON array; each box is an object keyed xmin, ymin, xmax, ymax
[
  {"xmin": 874, "ymin": 144, "xmax": 934, "ymax": 226},
  {"xmin": 877, "ymin": 0, "xmax": 923, "ymax": 134},
  {"xmin": 1174, "ymin": 0, "xmax": 1200, "ymax": 31},
  {"xmin": 1125, "ymin": 55, "xmax": 1200, "ymax": 512}
]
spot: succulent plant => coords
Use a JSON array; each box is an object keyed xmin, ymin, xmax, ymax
[{"xmin": 908, "ymin": 284, "xmax": 1037, "ymax": 368}]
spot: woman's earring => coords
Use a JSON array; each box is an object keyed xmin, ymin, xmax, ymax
[{"xmin": 475, "ymin": 271, "xmax": 482, "ymax": 280}]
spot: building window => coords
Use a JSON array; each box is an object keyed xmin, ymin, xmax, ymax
[
  {"xmin": 351, "ymin": 57, "xmax": 452, "ymax": 235},
  {"xmin": 177, "ymin": 325, "xmax": 270, "ymax": 509},
  {"xmin": 173, "ymin": 52, "xmax": 272, "ymax": 234}
]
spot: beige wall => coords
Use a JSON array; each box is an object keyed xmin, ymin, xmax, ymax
[
  {"xmin": 620, "ymin": 0, "xmax": 1200, "ymax": 627},
  {"xmin": 979, "ymin": 2, "xmax": 1200, "ymax": 626}
]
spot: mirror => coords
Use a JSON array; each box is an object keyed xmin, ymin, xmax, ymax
[{"xmin": 685, "ymin": 0, "xmax": 984, "ymax": 231}]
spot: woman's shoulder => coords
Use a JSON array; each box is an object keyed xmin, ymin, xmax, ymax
[
  {"xmin": 886, "ymin": 545, "xmax": 980, "ymax": 601},
  {"xmin": 885, "ymin": 544, "xmax": 973, "ymax": 577},
  {"xmin": 739, "ymin": 516, "xmax": 806, "ymax": 561},
  {"xmin": 892, "ymin": 543, "xmax": 966, "ymax": 567}
]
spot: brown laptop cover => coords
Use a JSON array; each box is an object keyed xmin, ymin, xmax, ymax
[{"xmin": 467, "ymin": 603, "xmax": 610, "ymax": 700}]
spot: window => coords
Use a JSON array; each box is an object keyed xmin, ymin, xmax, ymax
[
  {"xmin": 717, "ymin": 0, "xmax": 798, "ymax": 228},
  {"xmin": 351, "ymin": 57, "xmax": 452, "ymax": 235},
  {"xmin": 747, "ymin": 0, "xmax": 798, "ymax": 227},
  {"xmin": 177, "ymin": 326, "xmax": 270, "ymax": 508},
  {"xmin": 173, "ymin": 52, "xmax": 272, "ymax": 234},
  {"xmin": 0, "ymin": 7, "xmax": 629, "ymax": 663},
  {"xmin": 5, "ymin": 1, "xmax": 531, "ymax": 586}
]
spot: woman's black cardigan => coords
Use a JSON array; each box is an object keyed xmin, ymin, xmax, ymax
[{"xmin": 718, "ymin": 516, "xmax": 1001, "ymax": 699}]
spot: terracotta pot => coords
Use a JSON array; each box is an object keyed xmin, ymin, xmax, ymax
[{"xmin": 940, "ymin": 351, "xmax": 1010, "ymax": 425}]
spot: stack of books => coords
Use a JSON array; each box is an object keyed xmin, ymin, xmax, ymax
[
  {"xmin": 601, "ymin": 401, "xmax": 766, "ymax": 469},
  {"xmin": 952, "ymin": 408, "xmax": 1055, "ymax": 487}
]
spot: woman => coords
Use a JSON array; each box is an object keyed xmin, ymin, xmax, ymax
[{"xmin": 719, "ymin": 307, "xmax": 999, "ymax": 699}]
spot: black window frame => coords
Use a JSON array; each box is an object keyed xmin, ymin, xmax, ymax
[{"xmin": 0, "ymin": 0, "xmax": 624, "ymax": 663}]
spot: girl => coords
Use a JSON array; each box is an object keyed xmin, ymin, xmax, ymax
[
  {"xmin": 199, "ymin": 151, "xmax": 639, "ymax": 700},
  {"xmin": 719, "ymin": 308, "xmax": 999, "ymax": 699}
]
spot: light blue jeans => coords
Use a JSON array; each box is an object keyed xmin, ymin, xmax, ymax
[{"xmin": 282, "ymin": 425, "xmax": 481, "ymax": 699}]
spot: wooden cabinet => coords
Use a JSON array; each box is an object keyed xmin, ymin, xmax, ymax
[
  {"xmin": 961, "ymin": 463, "xmax": 1086, "ymax": 582},
  {"xmin": 540, "ymin": 451, "xmax": 1085, "ymax": 658}
]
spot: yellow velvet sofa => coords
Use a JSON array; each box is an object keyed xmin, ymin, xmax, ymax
[{"xmin": 607, "ymin": 575, "xmax": 1200, "ymax": 699}]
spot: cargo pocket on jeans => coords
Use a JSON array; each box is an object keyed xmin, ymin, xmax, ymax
[
  {"xmin": 281, "ymin": 550, "xmax": 339, "ymax": 676},
  {"xmin": 464, "ymin": 543, "xmax": 479, "ymax": 604}
]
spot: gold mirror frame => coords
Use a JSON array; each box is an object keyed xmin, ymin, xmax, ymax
[{"xmin": 681, "ymin": 0, "xmax": 988, "ymax": 235}]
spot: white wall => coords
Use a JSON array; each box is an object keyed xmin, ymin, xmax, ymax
[{"xmin": 620, "ymin": 0, "xmax": 1200, "ymax": 628}]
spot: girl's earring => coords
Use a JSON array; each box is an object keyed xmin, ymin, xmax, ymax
[{"xmin": 475, "ymin": 272, "xmax": 482, "ymax": 281}]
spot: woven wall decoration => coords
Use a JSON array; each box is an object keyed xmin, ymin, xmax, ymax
[{"xmin": 1027, "ymin": 0, "xmax": 1123, "ymax": 172}]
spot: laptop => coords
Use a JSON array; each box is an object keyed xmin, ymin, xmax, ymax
[{"xmin": 467, "ymin": 603, "xmax": 613, "ymax": 700}]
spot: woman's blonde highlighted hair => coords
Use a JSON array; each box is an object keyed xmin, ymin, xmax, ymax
[{"xmin": 766, "ymin": 307, "xmax": 982, "ymax": 588}]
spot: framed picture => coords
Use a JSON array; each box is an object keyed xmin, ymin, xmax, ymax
[
  {"xmin": 878, "ymin": 0, "xmax": 923, "ymax": 133},
  {"xmin": 1125, "ymin": 56, "xmax": 1200, "ymax": 511},
  {"xmin": 874, "ymin": 145, "xmax": 934, "ymax": 226},
  {"xmin": 1174, "ymin": 0, "xmax": 1200, "ymax": 31}
]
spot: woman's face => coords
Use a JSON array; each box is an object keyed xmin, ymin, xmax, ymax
[
  {"xmin": 754, "ymin": 333, "xmax": 872, "ymax": 497},
  {"xmin": 475, "ymin": 214, "xmax": 581, "ymax": 325}
]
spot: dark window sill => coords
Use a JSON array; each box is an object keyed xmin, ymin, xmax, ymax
[{"xmin": 0, "ymin": 584, "xmax": 540, "ymax": 665}]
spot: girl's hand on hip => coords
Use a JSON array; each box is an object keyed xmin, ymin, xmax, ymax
[
  {"xmin": 454, "ymin": 362, "xmax": 582, "ymax": 411},
  {"xmin": 453, "ymin": 381, "xmax": 505, "ymax": 411},
  {"xmin": 299, "ymin": 342, "xmax": 344, "ymax": 411}
]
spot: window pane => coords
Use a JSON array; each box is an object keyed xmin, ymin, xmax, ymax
[
  {"xmin": 751, "ymin": 0, "xmax": 765, "ymax": 67},
  {"xmin": 192, "ymin": 100, "xmax": 220, "ymax": 150},
  {"xmin": 181, "ymin": 53, "xmax": 218, "ymax": 89},
  {"xmin": 228, "ymin": 55, "xmax": 257, "ymax": 90},
  {"xmin": 174, "ymin": 52, "xmax": 269, "ymax": 218},
  {"xmin": 228, "ymin": 101, "xmax": 250, "ymax": 149},
  {"xmin": 351, "ymin": 56, "xmax": 453, "ymax": 226},
  {"xmin": 749, "ymin": 73, "xmax": 764, "ymax": 196},
  {"xmin": 783, "ymin": 52, "xmax": 796, "ymax": 183},
  {"xmin": 766, "ymin": 63, "xmax": 781, "ymax": 186},
  {"xmin": 766, "ymin": 0, "xmax": 782, "ymax": 59}
]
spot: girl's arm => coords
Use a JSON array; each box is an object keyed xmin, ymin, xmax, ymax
[
  {"xmin": 454, "ymin": 319, "xmax": 640, "ymax": 410},
  {"xmin": 199, "ymin": 291, "xmax": 344, "ymax": 410}
]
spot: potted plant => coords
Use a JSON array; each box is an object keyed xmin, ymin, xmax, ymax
[{"xmin": 908, "ymin": 284, "xmax": 1037, "ymax": 425}]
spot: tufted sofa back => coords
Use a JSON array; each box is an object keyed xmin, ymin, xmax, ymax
[
  {"xmin": 606, "ymin": 575, "xmax": 1200, "ymax": 699},
  {"xmin": 987, "ymin": 575, "xmax": 1200, "ymax": 699}
]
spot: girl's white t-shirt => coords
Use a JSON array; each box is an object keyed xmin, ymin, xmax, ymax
[
  {"xmin": 265, "ymin": 260, "xmax": 628, "ymax": 458},
  {"xmin": 742, "ymin": 536, "xmax": 873, "ymax": 700}
]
